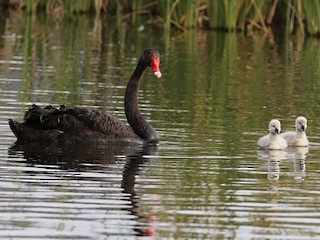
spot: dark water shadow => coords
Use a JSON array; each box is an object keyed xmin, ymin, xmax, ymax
[{"xmin": 8, "ymin": 141, "xmax": 159, "ymax": 237}]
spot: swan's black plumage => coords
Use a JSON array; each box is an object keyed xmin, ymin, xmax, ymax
[{"xmin": 9, "ymin": 48, "xmax": 162, "ymax": 145}]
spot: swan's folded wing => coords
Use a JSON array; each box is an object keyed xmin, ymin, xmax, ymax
[
  {"xmin": 258, "ymin": 135, "xmax": 269, "ymax": 149},
  {"xmin": 63, "ymin": 107, "xmax": 137, "ymax": 138},
  {"xmin": 21, "ymin": 105, "xmax": 137, "ymax": 141}
]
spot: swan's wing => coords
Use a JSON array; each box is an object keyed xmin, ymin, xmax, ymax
[
  {"xmin": 64, "ymin": 107, "xmax": 136, "ymax": 138},
  {"xmin": 270, "ymin": 135, "xmax": 287, "ymax": 149},
  {"xmin": 280, "ymin": 131, "xmax": 309, "ymax": 147},
  {"xmin": 9, "ymin": 118, "xmax": 62, "ymax": 142},
  {"xmin": 279, "ymin": 131, "xmax": 294, "ymax": 140},
  {"xmin": 258, "ymin": 135, "xmax": 269, "ymax": 148},
  {"xmin": 23, "ymin": 105, "xmax": 136, "ymax": 139}
]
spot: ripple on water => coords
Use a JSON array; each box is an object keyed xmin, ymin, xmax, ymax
[
  {"xmin": 2, "ymin": 25, "xmax": 320, "ymax": 239},
  {"xmin": 0, "ymin": 160, "xmax": 142, "ymax": 238}
]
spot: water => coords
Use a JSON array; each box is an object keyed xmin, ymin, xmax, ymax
[{"xmin": 1, "ymin": 13, "xmax": 320, "ymax": 239}]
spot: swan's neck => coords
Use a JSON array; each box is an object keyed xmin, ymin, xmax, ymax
[
  {"xmin": 296, "ymin": 130, "xmax": 306, "ymax": 137},
  {"xmin": 270, "ymin": 132, "xmax": 279, "ymax": 139},
  {"xmin": 125, "ymin": 60, "xmax": 159, "ymax": 144}
]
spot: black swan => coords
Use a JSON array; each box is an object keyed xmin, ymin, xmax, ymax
[{"xmin": 9, "ymin": 48, "xmax": 162, "ymax": 145}]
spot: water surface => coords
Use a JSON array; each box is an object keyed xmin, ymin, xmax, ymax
[{"xmin": 1, "ymin": 13, "xmax": 320, "ymax": 239}]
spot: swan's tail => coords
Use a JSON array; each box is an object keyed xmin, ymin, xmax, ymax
[
  {"xmin": 8, "ymin": 104, "xmax": 64, "ymax": 142},
  {"xmin": 9, "ymin": 119, "xmax": 62, "ymax": 143},
  {"xmin": 8, "ymin": 119, "xmax": 21, "ymax": 139}
]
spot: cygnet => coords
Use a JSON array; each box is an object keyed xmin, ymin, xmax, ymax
[
  {"xmin": 280, "ymin": 116, "xmax": 309, "ymax": 147},
  {"xmin": 258, "ymin": 119, "xmax": 287, "ymax": 150}
]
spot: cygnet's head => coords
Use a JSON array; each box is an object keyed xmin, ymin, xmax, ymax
[
  {"xmin": 269, "ymin": 119, "xmax": 281, "ymax": 135},
  {"xmin": 295, "ymin": 116, "xmax": 307, "ymax": 132}
]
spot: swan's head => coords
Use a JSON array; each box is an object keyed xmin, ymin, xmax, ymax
[
  {"xmin": 143, "ymin": 48, "xmax": 162, "ymax": 78},
  {"xmin": 295, "ymin": 116, "xmax": 307, "ymax": 132},
  {"xmin": 269, "ymin": 119, "xmax": 281, "ymax": 135}
]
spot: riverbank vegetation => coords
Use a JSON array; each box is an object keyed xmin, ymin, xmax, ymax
[{"xmin": 1, "ymin": 0, "xmax": 320, "ymax": 37}]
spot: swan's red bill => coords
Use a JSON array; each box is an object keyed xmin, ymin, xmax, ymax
[{"xmin": 150, "ymin": 56, "xmax": 162, "ymax": 78}]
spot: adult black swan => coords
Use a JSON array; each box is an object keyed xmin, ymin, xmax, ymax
[{"xmin": 9, "ymin": 48, "xmax": 162, "ymax": 145}]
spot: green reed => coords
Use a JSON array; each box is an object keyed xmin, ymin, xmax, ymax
[
  {"xmin": 4, "ymin": 0, "xmax": 320, "ymax": 36},
  {"xmin": 301, "ymin": 0, "xmax": 320, "ymax": 36}
]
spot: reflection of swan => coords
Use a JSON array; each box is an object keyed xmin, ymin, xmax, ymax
[
  {"xmin": 9, "ymin": 142, "xmax": 146, "ymax": 169},
  {"xmin": 258, "ymin": 144, "xmax": 309, "ymax": 187},
  {"xmin": 280, "ymin": 116, "xmax": 309, "ymax": 147},
  {"xmin": 268, "ymin": 159, "xmax": 280, "ymax": 180},
  {"xmin": 258, "ymin": 119, "xmax": 287, "ymax": 150},
  {"xmin": 120, "ymin": 144, "xmax": 159, "ymax": 237},
  {"xmin": 257, "ymin": 149, "xmax": 283, "ymax": 194},
  {"xmin": 287, "ymin": 147, "xmax": 308, "ymax": 182},
  {"xmin": 258, "ymin": 150, "xmax": 286, "ymax": 180},
  {"xmin": 286, "ymin": 146, "xmax": 309, "ymax": 160},
  {"xmin": 8, "ymin": 142, "xmax": 159, "ymax": 237}
]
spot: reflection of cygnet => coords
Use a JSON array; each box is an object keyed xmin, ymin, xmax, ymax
[
  {"xmin": 258, "ymin": 119, "xmax": 287, "ymax": 150},
  {"xmin": 280, "ymin": 116, "xmax": 309, "ymax": 147},
  {"xmin": 268, "ymin": 159, "xmax": 280, "ymax": 180},
  {"xmin": 266, "ymin": 150, "xmax": 286, "ymax": 181},
  {"xmin": 294, "ymin": 147, "xmax": 308, "ymax": 182}
]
